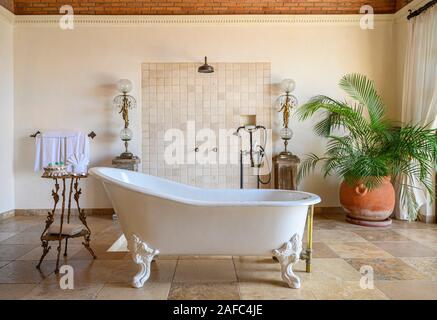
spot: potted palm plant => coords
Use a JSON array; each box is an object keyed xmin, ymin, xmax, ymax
[{"xmin": 297, "ymin": 74, "xmax": 437, "ymax": 226}]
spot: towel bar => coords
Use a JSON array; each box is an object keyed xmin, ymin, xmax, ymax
[{"xmin": 30, "ymin": 130, "xmax": 97, "ymax": 139}]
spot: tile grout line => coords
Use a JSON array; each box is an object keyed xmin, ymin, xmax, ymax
[
  {"xmin": 167, "ymin": 256, "xmax": 180, "ymax": 300},
  {"xmin": 231, "ymin": 256, "xmax": 242, "ymax": 300}
]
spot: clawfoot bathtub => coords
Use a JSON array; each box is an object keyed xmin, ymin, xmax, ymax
[{"xmin": 89, "ymin": 167, "xmax": 321, "ymax": 289}]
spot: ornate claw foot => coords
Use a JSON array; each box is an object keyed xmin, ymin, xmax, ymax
[
  {"xmin": 128, "ymin": 234, "xmax": 159, "ymax": 288},
  {"xmin": 272, "ymin": 234, "xmax": 303, "ymax": 289}
]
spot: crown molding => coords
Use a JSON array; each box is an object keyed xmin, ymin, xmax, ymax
[
  {"xmin": 394, "ymin": 0, "xmax": 428, "ymax": 21},
  {"xmin": 13, "ymin": 13, "xmax": 395, "ymax": 26},
  {"xmin": 0, "ymin": 5, "xmax": 15, "ymax": 24}
]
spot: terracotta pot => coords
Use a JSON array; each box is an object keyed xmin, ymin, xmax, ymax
[{"xmin": 339, "ymin": 177, "xmax": 395, "ymax": 227}]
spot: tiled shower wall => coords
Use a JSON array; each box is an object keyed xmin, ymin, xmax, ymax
[{"xmin": 141, "ymin": 62, "xmax": 271, "ymax": 188}]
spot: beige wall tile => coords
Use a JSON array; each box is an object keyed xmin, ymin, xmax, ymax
[{"xmin": 142, "ymin": 62, "xmax": 271, "ymax": 188}]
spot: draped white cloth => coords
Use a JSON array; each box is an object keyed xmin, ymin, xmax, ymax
[
  {"xmin": 395, "ymin": 5, "xmax": 437, "ymax": 221},
  {"xmin": 34, "ymin": 130, "xmax": 90, "ymax": 172}
]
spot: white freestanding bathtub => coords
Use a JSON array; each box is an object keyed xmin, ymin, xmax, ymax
[{"xmin": 89, "ymin": 167, "xmax": 321, "ymax": 289}]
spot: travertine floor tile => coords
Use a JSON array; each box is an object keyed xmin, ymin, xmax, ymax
[
  {"xmin": 311, "ymin": 242, "xmax": 339, "ymax": 258},
  {"xmin": 0, "ymin": 214, "xmax": 436, "ymax": 300},
  {"xmin": 401, "ymin": 257, "xmax": 437, "ymax": 280},
  {"xmin": 25, "ymin": 280, "xmax": 104, "ymax": 300},
  {"xmin": 0, "ymin": 284, "xmax": 36, "ymax": 299},
  {"xmin": 296, "ymin": 258, "xmax": 362, "ymax": 282},
  {"xmin": 394, "ymin": 229, "xmax": 437, "ymax": 242},
  {"xmin": 0, "ymin": 244, "xmax": 38, "ymax": 261},
  {"xmin": 0, "ymin": 219, "xmax": 41, "ymax": 233},
  {"xmin": 174, "ymin": 260, "xmax": 236, "ymax": 283},
  {"xmin": 306, "ymin": 280, "xmax": 388, "ymax": 300},
  {"xmin": 1, "ymin": 232, "xmax": 45, "ymax": 245},
  {"xmin": 169, "ymin": 282, "xmax": 239, "ymax": 300},
  {"xmin": 373, "ymin": 241, "xmax": 437, "ymax": 257},
  {"xmin": 313, "ymin": 219, "xmax": 342, "ymax": 230},
  {"xmin": 91, "ymin": 230, "xmax": 124, "ymax": 246},
  {"xmin": 0, "ymin": 232, "xmax": 15, "ymax": 242},
  {"xmin": 313, "ymin": 230, "xmax": 367, "ymax": 243},
  {"xmin": 0, "ymin": 260, "xmax": 55, "ymax": 284},
  {"xmin": 327, "ymin": 242, "xmax": 394, "ymax": 259},
  {"xmin": 113, "ymin": 259, "xmax": 177, "ymax": 283},
  {"xmin": 56, "ymin": 260, "xmax": 125, "ymax": 286},
  {"xmin": 353, "ymin": 230, "xmax": 410, "ymax": 242},
  {"xmin": 421, "ymin": 241, "xmax": 437, "ymax": 251},
  {"xmin": 234, "ymin": 256, "xmax": 281, "ymax": 283},
  {"xmin": 18, "ymin": 244, "xmax": 83, "ymax": 261},
  {"xmin": 239, "ymin": 282, "xmax": 316, "ymax": 300},
  {"xmin": 72, "ymin": 244, "xmax": 127, "ymax": 260},
  {"xmin": 235, "ymin": 256, "xmax": 361, "ymax": 285},
  {"xmin": 391, "ymin": 220, "xmax": 437, "ymax": 230},
  {"xmin": 346, "ymin": 258, "xmax": 429, "ymax": 280},
  {"xmin": 97, "ymin": 282, "xmax": 171, "ymax": 300},
  {"xmin": 376, "ymin": 280, "xmax": 437, "ymax": 300}
]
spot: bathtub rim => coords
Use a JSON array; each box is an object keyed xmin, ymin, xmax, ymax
[{"xmin": 89, "ymin": 166, "xmax": 321, "ymax": 207}]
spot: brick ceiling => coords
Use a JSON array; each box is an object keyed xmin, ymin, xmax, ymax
[{"xmin": 0, "ymin": 0, "xmax": 411, "ymax": 15}]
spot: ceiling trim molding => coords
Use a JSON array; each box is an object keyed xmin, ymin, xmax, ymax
[
  {"xmin": 0, "ymin": 5, "xmax": 15, "ymax": 24},
  {"xmin": 13, "ymin": 13, "xmax": 395, "ymax": 26},
  {"xmin": 394, "ymin": 0, "xmax": 429, "ymax": 21}
]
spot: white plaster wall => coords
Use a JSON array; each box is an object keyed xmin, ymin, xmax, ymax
[
  {"xmin": 13, "ymin": 18, "xmax": 396, "ymax": 209},
  {"xmin": 0, "ymin": 10, "xmax": 14, "ymax": 213}
]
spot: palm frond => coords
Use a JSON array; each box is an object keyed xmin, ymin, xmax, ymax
[
  {"xmin": 296, "ymin": 153, "xmax": 325, "ymax": 185},
  {"xmin": 339, "ymin": 73, "xmax": 386, "ymax": 127}
]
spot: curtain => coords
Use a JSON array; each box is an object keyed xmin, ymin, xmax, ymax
[{"xmin": 395, "ymin": 4, "xmax": 437, "ymax": 221}]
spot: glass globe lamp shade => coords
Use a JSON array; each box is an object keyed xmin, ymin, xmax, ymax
[
  {"xmin": 275, "ymin": 93, "xmax": 298, "ymax": 110},
  {"xmin": 280, "ymin": 127, "xmax": 293, "ymax": 141},
  {"xmin": 117, "ymin": 79, "xmax": 133, "ymax": 94},
  {"xmin": 113, "ymin": 94, "xmax": 137, "ymax": 110},
  {"xmin": 281, "ymin": 79, "xmax": 296, "ymax": 93},
  {"xmin": 275, "ymin": 94, "xmax": 287, "ymax": 111},
  {"xmin": 120, "ymin": 127, "xmax": 133, "ymax": 142},
  {"xmin": 288, "ymin": 94, "xmax": 298, "ymax": 108}
]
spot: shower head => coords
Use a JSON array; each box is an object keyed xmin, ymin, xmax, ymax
[{"xmin": 198, "ymin": 56, "xmax": 214, "ymax": 74}]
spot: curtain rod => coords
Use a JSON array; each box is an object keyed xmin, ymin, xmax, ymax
[{"xmin": 407, "ymin": 0, "xmax": 437, "ymax": 20}]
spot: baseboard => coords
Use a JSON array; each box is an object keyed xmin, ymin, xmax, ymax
[
  {"xmin": 0, "ymin": 209, "xmax": 15, "ymax": 220},
  {"xmin": 14, "ymin": 208, "xmax": 114, "ymax": 216},
  {"xmin": 314, "ymin": 207, "xmax": 344, "ymax": 215},
  {"xmin": 418, "ymin": 212, "xmax": 436, "ymax": 224}
]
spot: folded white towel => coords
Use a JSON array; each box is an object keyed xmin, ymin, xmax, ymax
[
  {"xmin": 48, "ymin": 223, "xmax": 85, "ymax": 236},
  {"xmin": 67, "ymin": 153, "xmax": 88, "ymax": 174}
]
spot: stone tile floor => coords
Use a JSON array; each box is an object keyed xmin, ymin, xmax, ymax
[{"xmin": 0, "ymin": 213, "xmax": 437, "ymax": 300}]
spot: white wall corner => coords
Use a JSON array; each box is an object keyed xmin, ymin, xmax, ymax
[{"xmin": 0, "ymin": 5, "xmax": 14, "ymax": 25}]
